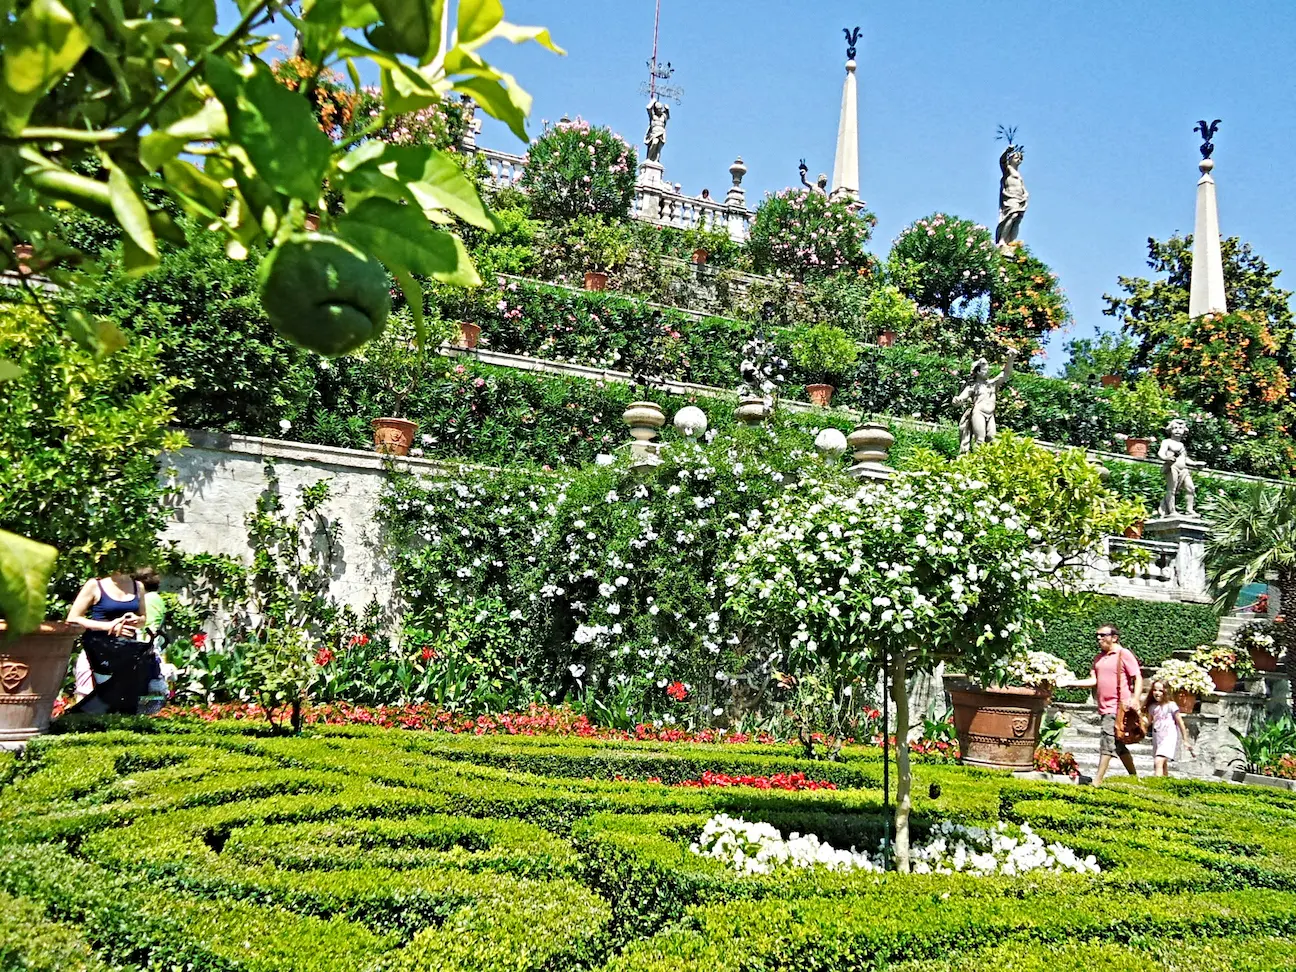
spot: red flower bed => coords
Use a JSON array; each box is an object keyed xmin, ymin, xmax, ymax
[
  {"xmin": 1264, "ymin": 755, "xmax": 1296, "ymax": 780},
  {"xmin": 676, "ymin": 770, "xmax": 837, "ymax": 791},
  {"xmin": 1033, "ymin": 747, "xmax": 1080, "ymax": 777}
]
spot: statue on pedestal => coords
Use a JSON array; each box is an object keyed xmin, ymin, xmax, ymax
[
  {"xmin": 1158, "ymin": 419, "xmax": 1205, "ymax": 517},
  {"xmin": 954, "ymin": 349, "xmax": 1017, "ymax": 453},
  {"xmin": 798, "ymin": 159, "xmax": 828, "ymax": 196},
  {"xmin": 644, "ymin": 100, "xmax": 670, "ymax": 164},
  {"xmin": 995, "ymin": 126, "xmax": 1028, "ymax": 253}
]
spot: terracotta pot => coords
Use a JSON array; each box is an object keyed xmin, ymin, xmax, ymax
[
  {"xmin": 304, "ymin": 213, "xmax": 321, "ymax": 232},
  {"xmin": 372, "ymin": 417, "xmax": 418, "ymax": 456},
  {"xmin": 583, "ymin": 270, "xmax": 608, "ymax": 291},
  {"xmin": 1209, "ymin": 668, "xmax": 1238, "ymax": 693},
  {"xmin": 0, "ymin": 621, "xmax": 79, "ymax": 744},
  {"xmin": 622, "ymin": 401, "xmax": 665, "ymax": 442},
  {"xmin": 1123, "ymin": 520, "xmax": 1144, "ymax": 539},
  {"xmin": 456, "ymin": 321, "xmax": 481, "ymax": 350},
  {"xmin": 1174, "ymin": 689, "xmax": 1199, "ymax": 714},
  {"xmin": 13, "ymin": 243, "xmax": 34, "ymax": 276},
  {"xmin": 876, "ymin": 330, "xmax": 898, "ymax": 348},
  {"xmin": 691, "ymin": 248, "xmax": 709, "ymax": 265},
  {"xmin": 805, "ymin": 383, "xmax": 834, "ymax": 408},
  {"xmin": 1125, "ymin": 437, "xmax": 1152, "ymax": 459},
  {"xmin": 949, "ymin": 684, "xmax": 1050, "ymax": 771},
  {"xmin": 1250, "ymin": 646, "xmax": 1279, "ymax": 673},
  {"xmin": 1100, "ymin": 374, "xmax": 1123, "ymax": 389}
]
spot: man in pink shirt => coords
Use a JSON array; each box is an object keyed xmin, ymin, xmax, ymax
[{"xmin": 1061, "ymin": 625, "xmax": 1143, "ymax": 784}]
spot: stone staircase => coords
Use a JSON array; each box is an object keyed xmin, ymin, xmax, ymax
[{"xmin": 1053, "ymin": 702, "xmax": 1161, "ymax": 780}]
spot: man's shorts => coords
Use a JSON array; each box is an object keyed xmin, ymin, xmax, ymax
[{"xmin": 1100, "ymin": 713, "xmax": 1129, "ymax": 756}]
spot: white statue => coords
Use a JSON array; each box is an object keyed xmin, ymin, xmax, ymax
[
  {"xmin": 954, "ymin": 350, "xmax": 1017, "ymax": 453},
  {"xmin": 995, "ymin": 143, "xmax": 1028, "ymax": 253},
  {"xmin": 644, "ymin": 100, "xmax": 669, "ymax": 164},
  {"xmin": 798, "ymin": 159, "xmax": 828, "ymax": 196},
  {"xmin": 1158, "ymin": 419, "xmax": 1204, "ymax": 517}
]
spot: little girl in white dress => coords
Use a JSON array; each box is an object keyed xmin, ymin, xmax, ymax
[{"xmin": 1146, "ymin": 679, "xmax": 1195, "ymax": 776}]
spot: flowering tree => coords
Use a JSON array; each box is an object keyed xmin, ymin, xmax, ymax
[
  {"xmin": 747, "ymin": 190, "xmax": 875, "ymax": 281},
  {"xmin": 888, "ymin": 214, "xmax": 997, "ymax": 316},
  {"xmin": 723, "ymin": 473, "xmax": 1045, "ymax": 871},
  {"xmin": 520, "ymin": 118, "xmax": 637, "ymax": 222},
  {"xmin": 990, "ymin": 243, "xmax": 1072, "ymax": 356}
]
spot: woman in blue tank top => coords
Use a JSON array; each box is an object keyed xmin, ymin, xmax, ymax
[{"xmin": 66, "ymin": 569, "xmax": 153, "ymax": 715}]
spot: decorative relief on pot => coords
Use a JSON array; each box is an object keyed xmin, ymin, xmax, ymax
[
  {"xmin": 1011, "ymin": 716, "xmax": 1028, "ymax": 737},
  {"xmin": 0, "ymin": 660, "xmax": 29, "ymax": 693}
]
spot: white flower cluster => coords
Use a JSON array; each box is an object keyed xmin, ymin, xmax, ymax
[
  {"xmin": 1006, "ymin": 650, "xmax": 1074, "ymax": 688},
  {"xmin": 1152, "ymin": 658, "xmax": 1216, "ymax": 697},
  {"xmin": 690, "ymin": 813, "xmax": 881, "ymax": 875},
  {"xmin": 691, "ymin": 815, "xmax": 1100, "ymax": 878}
]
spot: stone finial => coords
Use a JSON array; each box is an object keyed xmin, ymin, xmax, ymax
[
  {"xmin": 673, "ymin": 405, "xmax": 708, "ymax": 438},
  {"xmin": 814, "ymin": 427, "xmax": 849, "ymax": 459},
  {"xmin": 846, "ymin": 422, "xmax": 895, "ymax": 480}
]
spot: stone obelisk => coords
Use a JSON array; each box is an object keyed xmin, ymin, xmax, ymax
[
  {"xmin": 1188, "ymin": 120, "xmax": 1227, "ymax": 319},
  {"xmin": 829, "ymin": 27, "xmax": 861, "ymax": 205}
]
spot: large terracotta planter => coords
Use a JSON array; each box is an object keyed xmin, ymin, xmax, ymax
[
  {"xmin": 1250, "ymin": 646, "xmax": 1279, "ymax": 673},
  {"xmin": 950, "ymin": 684, "xmax": 1050, "ymax": 771},
  {"xmin": 691, "ymin": 248, "xmax": 709, "ymax": 265},
  {"xmin": 622, "ymin": 401, "xmax": 665, "ymax": 442},
  {"xmin": 1125, "ymin": 437, "xmax": 1152, "ymax": 459},
  {"xmin": 372, "ymin": 417, "xmax": 418, "ymax": 456},
  {"xmin": 1124, "ymin": 520, "xmax": 1144, "ymax": 540},
  {"xmin": 583, "ymin": 270, "xmax": 608, "ymax": 292},
  {"xmin": 0, "ymin": 622, "xmax": 79, "ymax": 744},
  {"xmin": 1174, "ymin": 690, "xmax": 1199, "ymax": 715},
  {"xmin": 456, "ymin": 321, "xmax": 481, "ymax": 349},
  {"xmin": 876, "ymin": 330, "xmax": 898, "ymax": 348},
  {"xmin": 805, "ymin": 383, "xmax": 834, "ymax": 408},
  {"xmin": 1210, "ymin": 668, "xmax": 1238, "ymax": 693},
  {"xmin": 1100, "ymin": 374, "xmax": 1123, "ymax": 389}
]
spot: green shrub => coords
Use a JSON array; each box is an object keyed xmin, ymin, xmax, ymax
[
  {"xmin": 747, "ymin": 189, "xmax": 875, "ymax": 281},
  {"xmin": 889, "ymin": 213, "xmax": 997, "ymax": 316},
  {"xmin": 519, "ymin": 118, "xmax": 637, "ymax": 223}
]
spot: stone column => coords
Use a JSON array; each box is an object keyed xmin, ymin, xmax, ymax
[
  {"xmin": 1189, "ymin": 157, "xmax": 1227, "ymax": 319},
  {"xmin": 829, "ymin": 59, "xmax": 860, "ymax": 205},
  {"xmin": 724, "ymin": 157, "xmax": 748, "ymax": 241},
  {"xmin": 636, "ymin": 159, "xmax": 666, "ymax": 226},
  {"xmin": 1143, "ymin": 515, "xmax": 1210, "ymax": 603}
]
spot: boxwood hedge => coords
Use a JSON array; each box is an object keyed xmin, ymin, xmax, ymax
[{"xmin": 3, "ymin": 723, "xmax": 1295, "ymax": 971}]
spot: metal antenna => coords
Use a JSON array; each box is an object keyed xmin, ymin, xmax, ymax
[{"xmin": 638, "ymin": 0, "xmax": 683, "ymax": 104}]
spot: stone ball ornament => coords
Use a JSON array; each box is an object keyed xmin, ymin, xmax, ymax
[
  {"xmin": 673, "ymin": 405, "xmax": 708, "ymax": 438},
  {"xmin": 814, "ymin": 427, "xmax": 849, "ymax": 459}
]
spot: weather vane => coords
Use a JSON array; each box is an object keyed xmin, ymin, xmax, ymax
[
  {"xmin": 1194, "ymin": 118, "xmax": 1221, "ymax": 159},
  {"xmin": 639, "ymin": 0, "xmax": 683, "ymax": 105},
  {"xmin": 843, "ymin": 26, "xmax": 861, "ymax": 60}
]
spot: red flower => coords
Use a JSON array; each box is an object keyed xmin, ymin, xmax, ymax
[
  {"xmin": 314, "ymin": 647, "xmax": 334, "ymax": 666},
  {"xmin": 666, "ymin": 681, "xmax": 688, "ymax": 701},
  {"xmin": 421, "ymin": 645, "xmax": 437, "ymax": 662},
  {"xmin": 348, "ymin": 634, "xmax": 370, "ymax": 648},
  {"xmin": 192, "ymin": 633, "xmax": 207, "ymax": 648}
]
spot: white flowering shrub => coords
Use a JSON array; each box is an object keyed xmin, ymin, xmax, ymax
[
  {"xmin": 1004, "ymin": 650, "xmax": 1075, "ymax": 689},
  {"xmin": 691, "ymin": 814, "xmax": 1099, "ymax": 877},
  {"xmin": 1152, "ymin": 659, "xmax": 1216, "ymax": 697}
]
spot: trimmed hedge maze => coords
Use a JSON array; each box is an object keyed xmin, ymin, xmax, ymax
[{"xmin": 3, "ymin": 724, "xmax": 1296, "ymax": 971}]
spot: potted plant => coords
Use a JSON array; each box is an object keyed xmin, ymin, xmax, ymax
[
  {"xmin": 564, "ymin": 216, "xmax": 630, "ymax": 292},
  {"xmin": 1152, "ymin": 658, "xmax": 1215, "ymax": 714},
  {"xmin": 1190, "ymin": 643, "xmax": 1256, "ymax": 694},
  {"xmin": 370, "ymin": 316, "xmax": 454, "ymax": 456},
  {"xmin": 1235, "ymin": 620, "xmax": 1280, "ymax": 673},
  {"xmin": 949, "ymin": 651, "xmax": 1075, "ymax": 771},
  {"xmin": 0, "ymin": 619, "xmax": 81, "ymax": 745},
  {"xmin": 1109, "ymin": 375, "xmax": 1173, "ymax": 459},
  {"xmin": 1081, "ymin": 333, "xmax": 1137, "ymax": 388},
  {"xmin": 786, "ymin": 323, "xmax": 859, "ymax": 408},
  {"xmin": 455, "ymin": 321, "xmax": 481, "ymax": 350}
]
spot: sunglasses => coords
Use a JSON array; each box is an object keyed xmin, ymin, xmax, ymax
[{"xmin": 1095, "ymin": 632, "xmax": 1115, "ymax": 639}]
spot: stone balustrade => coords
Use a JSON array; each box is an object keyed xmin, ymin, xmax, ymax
[{"xmin": 478, "ymin": 147, "xmax": 526, "ymax": 188}]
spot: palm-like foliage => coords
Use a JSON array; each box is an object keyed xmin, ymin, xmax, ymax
[{"xmin": 1206, "ymin": 483, "xmax": 1296, "ymax": 713}]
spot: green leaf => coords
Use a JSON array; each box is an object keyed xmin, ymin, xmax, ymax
[
  {"xmin": 0, "ymin": 0, "xmax": 90, "ymax": 135},
  {"xmin": 391, "ymin": 266, "xmax": 427, "ymax": 347},
  {"xmin": 63, "ymin": 309, "xmax": 128, "ymax": 357},
  {"xmin": 345, "ymin": 143, "xmax": 493, "ymax": 229},
  {"xmin": 486, "ymin": 22, "xmax": 565, "ymax": 55},
  {"xmin": 379, "ymin": 62, "xmax": 442, "ymax": 116},
  {"xmin": 291, "ymin": 0, "xmax": 345, "ymax": 63},
  {"xmin": 367, "ymin": 0, "xmax": 443, "ymax": 63},
  {"xmin": 456, "ymin": 0, "xmax": 502, "ymax": 47},
  {"xmin": 226, "ymin": 62, "xmax": 331, "ymax": 202},
  {"xmin": 106, "ymin": 160, "xmax": 158, "ymax": 274},
  {"xmin": 0, "ymin": 359, "xmax": 22, "ymax": 381},
  {"xmin": 336, "ymin": 196, "xmax": 479, "ymax": 286},
  {"xmin": 160, "ymin": 158, "xmax": 227, "ymax": 215},
  {"xmin": 0, "ymin": 529, "xmax": 57, "ymax": 634},
  {"xmin": 452, "ymin": 74, "xmax": 530, "ymax": 142},
  {"xmin": 139, "ymin": 98, "xmax": 229, "ymax": 170}
]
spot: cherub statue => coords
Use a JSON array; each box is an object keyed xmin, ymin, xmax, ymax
[
  {"xmin": 954, "ymin": 349, "xmax": 1017, "ymax": 453},
  {"xmin": 798, "ymin": 159, "xmax": 828, "ymax": 196},
  {"xmin": 1158, "ymin": 419, "xmax": 1205, "ymax": 517}
]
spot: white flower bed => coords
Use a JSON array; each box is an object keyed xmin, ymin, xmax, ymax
[
  {"xmin": 1006, "ymin": 650, "xmax": 1075, "ymax": 688},
  {"xmin": 691, "ymin": 814, "xmax": 1099, "ymax": 877}
]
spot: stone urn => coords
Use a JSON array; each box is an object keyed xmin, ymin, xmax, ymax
[
  {"xmin": 372, "ymin": 417, "xmax": 418, "ymax": 456},
  {"xmin": 622, "ymin": 401, "xmax": 665, "ymax": 441},
  {"xmin": 949, "ymin": 683, "xmax": 1051, "ymax": 771},
  {"xmin": 846, "ymin": 422, "xmax": 895, "ymax": 480},
  {"xmin": 1125, "ymin": 437, "xmax": 1152, "ymax": 459},
  {"xmin": 805, "ymin": 383, "xmax": 834, "ymax": 408},
  {"xmin": 584, "ymin": 270, "xmax": 608, "ymax": 292},
  {"xmin": 732, "ymin": 397, "xmax": 769, "ymax": 426},
  {"xmin": 456, "ymin": 322, "xmax": 481, "ymax": 350},
  {"xmin": 0, "ymin": 621, "xmax": 80, "ymax": 744}
]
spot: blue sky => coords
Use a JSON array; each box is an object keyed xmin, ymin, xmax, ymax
[{"xmin": 235, "ymin": 1, "xmax": 1296, "ymax": 374}]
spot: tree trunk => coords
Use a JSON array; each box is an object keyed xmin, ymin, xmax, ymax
[
  {"xmin": 1282, "ymin": 570, "xmax": 1296, "ymax": 718},
  {"xmin": 892, "ymin": 652, "xmax": 913, "ymax": 873}
]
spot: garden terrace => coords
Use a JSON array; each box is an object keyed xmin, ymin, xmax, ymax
[{"xmin": 4, "ymin": 723, "xmax": 1296, "ymax": 971}]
